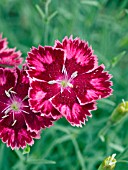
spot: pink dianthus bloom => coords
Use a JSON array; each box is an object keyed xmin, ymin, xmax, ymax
[
  {"xmin": 0, "ymin": 66, "xmax": 54, "ymax": 149},
  {"xmin": 0, "ymin": 34, "xmax": 22, "ymax": 67},
  {"xmin": 27, "ymin": 36, "xmax": 112, "ymax": 127}
]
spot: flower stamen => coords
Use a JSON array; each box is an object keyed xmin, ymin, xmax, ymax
[
  {"xmin": 5, "ymin": 90, "xmax": 11, "ymax": 98},
  {"xmin": 22, "ymin": 95, "xmax": 28, "ymax": 101},
  {"xmin": 21, "ymin": 110, "xmax": 30, "ymax": 114},
  {"xmin": 5, "ymin": 107, "xmax": 11, "ymax": 114},
  {"xmin": 70, "ymin": 71, "xmax": 78, "ymax": 79},
  {"xmin": 2, "ymin": 114, "xmax": 9, "ymax": 119},
  {"xmin": 11, "ymin": 112, "xmax": 17, "ymax": 126},
  {"xmin": 48, "ymin": 80, "xmax": 58, "ymax": 84},
  {"xmin": 5, "ymin": 87, "xmax": 16, "ymax": 98},
  {"xmin": 12, "ymin": 119, "xmax": 17, "ymax": 126}
]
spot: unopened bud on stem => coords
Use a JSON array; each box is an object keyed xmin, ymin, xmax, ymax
[
  {"xmin": 99, "ymin": 101, "xmax": 128, "ymax": 141},
  {"xmin": 109, "ymin": 101, "xmax": 128, "ymax": 125},
  {"xmin": 98, "ymin": 154, "xmax": 117, "ymax": 170}
]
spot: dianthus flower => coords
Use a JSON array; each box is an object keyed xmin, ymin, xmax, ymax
[
  {"xmin": 0, "ymin": 66, "xmax": 54, "ymax": 149},
  {"xmin": 0, "ymin": 34, "xmax": 22, "ymax": 67},
  {"xmin": 27, "ymin": 36, "xmax": 112, "ymax": 127}
]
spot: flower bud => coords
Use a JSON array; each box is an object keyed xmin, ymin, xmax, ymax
[
  {"xmin": 99, "ymin": 101, "xmax": 128, "ymax": 142},
  {"xmin": 109, "ymin": 101, "xmax": 128, "ymax": 125},
  {"xmin": 98, "ymin": 154, "xmax": 117, "ymax": 170},
  {"xmin": 23, "ymin": 144, "xmax": 30, "ymax": 155}
]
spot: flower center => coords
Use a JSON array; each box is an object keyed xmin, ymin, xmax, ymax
[
  {"xmin": 11, "ymin": 101, "xmax": 20, "ymax": 111},
  {"xmin": 61, "ymin": 80, "xmax": 68, "ymax": 88},
  {"xmin": 2, "ymin": 88, "xmax": 29, "ymax": 127},
  {"xmin": 60, "ymin": 80, "xmax": 73, "ymax": 88},
  {"xmin": 48, "ymin": 69, "xmax": 78, "ymax": 90}
]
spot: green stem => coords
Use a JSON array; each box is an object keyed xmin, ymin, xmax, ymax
[
  {"xmin": 98, "ymin": 164, "xmax": 103, "ymax": 170},
  {"xmin": 14, "ymin": 149, "xmax": 25, "ymax": 162},
  {"xmin": 117, "ymin": 160, "xmax": 128, "ymax": 163},
  {"xmin": 25, "ymin": 153, "xmax": 29, "ymax": 164},
  {"xmin": 44, "ymin": 21, "xmax": 49, "ymax": 45},
  {"xmin": 44, "ymin": 0, "xmax": 51, "ymax": 45},
  {"xmin": 71, "ymin": 136, "xmax": 86, "ymax": 170},
  {"xmin": 0, "ymin": 144, "xmax": 5, "ymax": 170},
  {"xmin": 116, "ymin": 146, "xmax": 128, "ymax": 159},
  {"xmin": 98, "ymin": 122, "xmax": 112, "ymax": 142}
]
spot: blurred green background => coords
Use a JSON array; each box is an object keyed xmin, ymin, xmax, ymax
[{"xmin": 0, "ymin": 0, "xmax": 128, "ymax": 169}]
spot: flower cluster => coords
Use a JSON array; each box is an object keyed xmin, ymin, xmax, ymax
[{"xmin": 0, "ymin": 34, "xmax": 112, "ymax": 149}]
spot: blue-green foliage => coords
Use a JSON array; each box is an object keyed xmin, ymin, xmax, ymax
[{"xmin": 0, "ymin": 0, "xmax": 128, "ymax": 169}]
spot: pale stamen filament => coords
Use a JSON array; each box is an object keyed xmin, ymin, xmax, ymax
[
  {"xmin": 22, "ymin": 95, "xmax": 28, "ymax": 102},
  {"xmin": 5, "ymin": 90, "xmax": 11, "ymax": 98},
  {"xmin": 12, "ymin": 119, "xmax": 17, "ymax": 126},
  {"xmin": 21, "ymin": 109, "xmax": 30, "ymax": 114},
  {"xmin": 69, "ymin": 71, "xmax": 78, "ymax": 82},
  {"xmin": 48, "ymin": 80, "xmax": 58, "ymax": 84},
  {"xmin": 62, "ymin": 65, "xmax": 68, "ymax": 77},
  {"xmin": 10, "ymin": 91, "xmax": 17, "ymax": 94},
  {"xmin": 23, "ymin": 105, "xmax": 29, "ymax": 108},
  {"xmin": 4, "ymin": 107, "xmax": 11, "ymax": 114},
  {"xmin": 2, "ymin": 105, "xmax": 10, "ymax": 113},
  {"xmin": 2, "ymin": 114, "xmax": 9, "ymax": 119},
  {"xmin": 2, "ymin": 105, "xmax": 11, "ymax": 119},
  {"xmin": 12, "ymin": 112, "xmax": 17, "ymax": 126},
  {"xmin": 5, "ymin": 87, "xmax": 15, "ymax": 98}
]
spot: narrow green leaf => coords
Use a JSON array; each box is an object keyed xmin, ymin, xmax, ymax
[
  {"xmin": 81, "ymin": 0, "xmax": 100, "ymax": 7},
  {"xmin": 12, "ymin": 161, "xmax": 27, "ymax": 170},
  {"xmin": 53, "ymin": 125, "xmax": 70, "ymax": 134},
  {"xmin": 27, "ymin": 158, "xmax": 56, "ymax": 165},
  {"xmin": 109, "ymin": 142, "xmax": 124, "ymax": 152},
  {"xmin": 35, "ymin": 4, "xmax": 45, "ymax": 19},
  {"xmin": 43, "ymin": 135, "xmax": 71, "ymax": 158},
  {"xmin": 117, "ymin": 160, "xmax": 128, "ymax": 164},
  {"xmin": 48, "ymin": 11, "xmax": 58, "ymax": 21},
  {"xmin": 110, "ymin": 51, "xmax": 126, "ymax": 68},
  {"xmin": 100, "ymin": 99, "xmax": 116, "ymax": 106},
  {"xmin": 125, "ymin": 9, "xmax": 128, "ymax": 14},
  {"xmin": 71, "ymin": 137, "xmax": 86, "ymax": 170},
  {"xmin": 45, "ymin": 0, "xmax": 51, "ymax": 16},
  {"xmin": 0, "ymin": 145, "xmax": 5, "ymax": 170},
  {"xmin": 118, "ymin": 36, "xmax": 128, "ymax": 48},
  {"xmin": 116, "ymin": 146, "xmax": 128, "ymax": 159},
  {"xmin": 14, "ymin": 149, "xmax": 25, "ymax": 161}
]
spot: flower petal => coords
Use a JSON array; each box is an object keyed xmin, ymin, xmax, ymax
[
  {"xmin": 27, "ymin": 46, "xmax": 65, "ymax": 81},
  {"xmin": 14, "ymin": 67, "xmax": 29, "ymax": 100},
  {"xmin": 0, "ymin": 36, "xmax": 8, "ymax": 52},
  {"xmin": 51, "ymin": 89, "xmax": 96, "ymax": 126},
  {"xmin": 28, "ymin": 80, "xmax": 61, "ymax": 118},
  {"xmin": 0, "ymin": 102, "xmax": 40, "ymax": 149},
  {"xmin": 23, "ymin": 113, "xmax": 53, "ymax": 132},
  {"xmin": 0, "ymin": 34, "xmax": 22, "ymax": 67},
  {"xmin": 0, "ymin": 125, "xmax": 38, "ymax": 149},
  {"xmin": 0, "ymin": 68, "xmax": 17, "ymax": 102},
  {"xmin": 55, "ymin": 36, "xmax": 98, "ymax": 76},
  {"xmin": 73, "ymin": 65, "xmax": 113, "ymax": 104},
  {"xmin": 0, "ymin": 49, "xmax": 22, "ymax": 66}
]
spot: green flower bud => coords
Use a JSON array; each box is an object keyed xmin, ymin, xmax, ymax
[
  {"xmin": 98, "ymin": 154, "xmax": 117, "ymax": 170},
  {"xmin": 109, "ymin": 101, "xmax": 128, "ymax": 125},
  {"xmin": 99, "ymin": 101, "xmax": 128, "ymax": 142},
  {"xmin": 23, "ymin": 144, "xmax": 30, "ymax": 155}
]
